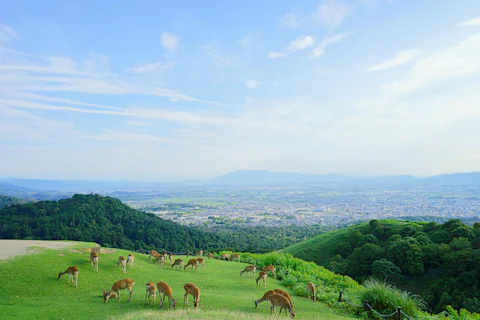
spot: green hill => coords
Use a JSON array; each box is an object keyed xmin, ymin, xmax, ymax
[
  {"xmin": 0, "ymin": 241, "xmax": 357, "ymax": 320},
  {"xmin": 0, "ymin": 194, "xmax": 29, "ymax": 209},
  {"xmin": 281, "ymin": 219, "xmax": 480, "ymax": 314}
]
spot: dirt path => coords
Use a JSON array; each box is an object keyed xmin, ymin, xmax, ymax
[{"xmin": 0, "ymin": 240, "xmax": 73, "ymax": 261}]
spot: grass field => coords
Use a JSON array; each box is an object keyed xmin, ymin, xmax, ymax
[{"xmin": 0, "ymin": 241, "xmax": 358, "ymax": 319}]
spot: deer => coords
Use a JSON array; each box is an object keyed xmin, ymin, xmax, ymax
[
  {"xmin": 103, "ymin": 278, "xmax": 135, "ymax": 303},
  {"xmin": 306, "ymin": 282, "xmax": 317, "ymax": 302},
  {"xmin": 256, "ymin": 270, "xmax": 268, "ymax": 289},
  {"xmin": 269, "ymin": 293, "xmax": 295, "ymax": 318},
  {"xmin": 207, "ymin": 252, "xmax": 214, "ymax": 259},
  {"xmin": 169, "ymin": 253, "xmax": 174, "ymax": 264},
  {"xmin": 58, "ymin": 266, "xmax": 78, "ymax": 288},
  {"xmin": 219, "ymin": 253, "xmax": 230, "ymax": 261},
  {"xmin": 149, "ymin": 249, "xmax": 160, "ymax": 263},
  {"xmin": 184, "ymin": 258, "xmax": 199, "ymax": 271},
  {"xmin": 145, "ymin": 282, "xmax": 157, "ymax": 305},
  {"xmin": 127, "ymin": 254, "xmax": 135, "ymax": 269},
  {"xmin": 118, "ymin": 256, "xmax": 127, "ymax": 275},
  {"xmin": 263, "ymin": 264, "xmax": 276, "ymax": 279},
  {"xmin": 196, "ymin": 258, "xmax": 205, "ymax": 270},
  {"xmin": 184, "ymin": 282, "xmax": 201, "ymax": 308},
  {"xmin": 254, "ymin": 290, "xmax": 276, "ymax": 309},
  {"xmin": 171, "ymin": 258, "xmax": 184, "ymax": 270},
  {"xmin": 275, "ymin": 289, "xmax": 294, "ymax": 316},
  {"xmin": 240, "ymin": 265, "xmax": 256, "ymax": 277},
  {"xmin": 230, "ymin": 253, "xmax": 241, "ymax": 262},
  {"xmin": 157, "ymin": 281, "xmax": 177, "ymax": 310},
  {"xmin": 198, "ymin": 249, "xmax": 203, "ymax": 257},
  {"xmin": 90, "ymin": 252, "xmax": 99, "ymax": 272}
]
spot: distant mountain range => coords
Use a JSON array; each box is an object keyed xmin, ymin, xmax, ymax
[{"xmin": 0, "ymin": 170, "xmax": 479, "ymax": 194}]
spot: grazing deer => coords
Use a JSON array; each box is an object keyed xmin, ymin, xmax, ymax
[
  {"xmin": 240, "ymin": 265, "xmax": 256, "ymax": 277},
  {"xmin": 269, "ymin": 293, "xmax": 295, "ymax": 318},
  {"xmin": 157, "ymin": 281, "xmax": 177, "ymax": 310},
  {"xmin": 184, "ymin": 259, "xmax": 199, "ymax": 271},
  {"xmin": 145, "ymin": 282, "xmax": 157, "ymax": 305},
  {"xmin": 169, "ymin": 253, "xmax": 174, "ymax": 264},
  {"xmin": 149, "ymin": 250, "xmax": 160, "ymax": 263},
  {"xmin": 103, "ymin": 278, "xmax": 135, "ymax": 303},
  {"xmin": 118, "ymin": 256, "xmax": 127, "ymax": 275},
  {"xmin": 196, "ymin": 258, "xmax": 205, "ymax": 270},
  {"xmin": 275, "ymin": 288, "xmax": 294, "ymax": 315},
  {"xmin": 58, "ymin": 266, "xmax": 78, "ymax": 288},
  {"xmin": 256, "ymin": 270, "xmax": 268, "ymax": 289},
  {"xmin": 263, "ymin": 265, "xmax": 276, "ymax": 279},
  {"xmin": 184, "ymin": 282, "xmax": 201, "ymax": 308},
  {"xmin": 171, "ymin": 259, "xmax": 184, "ymax": 270},
  {"xmin": 306, "ymin": 282, "xmax": 317, "ymax": 302},
  {"xmin": 127, "ymin": 254, "xmax": 135, "ymax": 269},
  {"xmin": 198, "ymin": 249, "xmax": 203, "ymax": 257},
  {"xmin": 207, "ymin": 252, "xmax": 214, "ymax": 259},
  {"xmin": 230, "ymin": 253, "xmax": 241, "ymax": 262},
  {"xmin": 219, "ymin": 253, "xmax": 230, "ymax": 261},
  {"xmin": 90, "ymin": 252, "xmax": 99, "ymax": 272},
  {"xmin": 254, "ymin": 290, "xmax": 276, "ymax": 309}
]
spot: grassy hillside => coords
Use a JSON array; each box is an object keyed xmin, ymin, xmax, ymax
[
  {"xmin": 0, "ymin": 241, "xmax": 357, "ymax": 320},
  {"xmin": 280, "ymin": 220, "xmax": 421, "ymax": 266}
]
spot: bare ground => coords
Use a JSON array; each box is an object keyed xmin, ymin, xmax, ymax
[{"xmin": 0, "ymin": 240, "xmax": 73, "ymax": 261}]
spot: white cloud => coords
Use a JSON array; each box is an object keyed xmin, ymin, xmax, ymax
[
  {"xmin": 383, "ymin": 34, "xmax": 480, "ymax": 96},
  {"xmin": 458, "ymin": 17, "xmax": 480, "ymax": 27},
  {"xmin": 201, "ymin": 44, "xmax": 245, "ymax": 68},
  {"xmin": 314, "ymin": 0, "xmax": 353, "ymax": 29},
  {"xmin": 0, "ymin": 24, "xmax": 20, "ymax": 42},
  {"xmin": 268, "ymin": 35, "xmax": 314, "ymax": 59},
  {"xmin": 312, "ymin": 33, "xmax": 347, "ymax": 58},
  {"xmin": 281, "ymin": 13, "xmax": 299, "ymax": 28},
  {"xmin": 127, "ymin": 61, "xmax": 175, "ymax": 74},
  {"xmin": 367, "ymin": 50, "xmax": 417, "ymax": 71},
  {"xmin": 244, "ymin": 79, "xmax": 261, "ymax": 89},
  {"xmin": 161, "ymin": 32, "xmax": 179, "ymax": 51}
]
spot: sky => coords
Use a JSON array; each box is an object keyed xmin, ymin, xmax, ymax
[{"xmin": 1, "ymin": 0, "xmax": 480, "ymax": 182}]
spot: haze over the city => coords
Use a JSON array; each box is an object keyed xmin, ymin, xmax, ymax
[{"xmin": 1, "ymin": 1, "xmax": 480, "ymax": 182}]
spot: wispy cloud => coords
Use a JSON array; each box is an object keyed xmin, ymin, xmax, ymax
[
  {"xmin": 202, "ymin": 44, "xmax": 245, "ymax": 68},
  {"xmin": 458, "ymin": 17, "xmax": 480, "ymax": 27},
  {"xmin": 161, "ymin": 32, "xmax": 179, "ymax": 51},
  {"xmin": 314, "ymin": 0, "xmax": 354, "ymax": 29},
  {"xmin": 127, "ymin": 61, "xmax": 175, "ymax": 74},
  {"xmin": 312, "ymin": 33, "xmax": 347, "ymax": 58},
  {"xmin": 244, "ymin": 79, "xmax": 261, "ymax": 89},
  {"xmin": 268, "ymin": 35, "xmax": 314, "ymax": 59},
  {"xmin": 367, "ymin": 50, "xmax": 417, "ymax": 71},
  {"xmin": 0, "ymin": 24, "xmax": 20, "ymax": 42},
  {"xmin": 281, "ymin": 13, "xmax": 299, "ymax": 28}
]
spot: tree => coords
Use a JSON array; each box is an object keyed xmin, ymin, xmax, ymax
[
  {"xmin": 347, "ymin": 243, "xmax": 383, "ymax": 277},
  {"xmin": 371, "ymin": 259, "xmax": 402, "ymax": 281}
]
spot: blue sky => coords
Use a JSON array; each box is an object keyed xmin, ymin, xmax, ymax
[{"xmin": 1, "ymin": 0, "xmax": 480, "ymax": 181}]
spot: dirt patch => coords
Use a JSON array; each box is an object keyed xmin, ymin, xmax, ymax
[
  {"xmin": 0, "ymin": 240, "xmax": 73, "ymax": 261},
  {"xmin": 100, "ymin": 248, "xmax": 116, "ymax": 254}
]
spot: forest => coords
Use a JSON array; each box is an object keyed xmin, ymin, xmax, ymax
[{"xmin": 0, "ymin": 193, "xmax": 324, "ymax": 253}]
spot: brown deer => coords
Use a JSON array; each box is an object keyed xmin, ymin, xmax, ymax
[
  {"xmin": 198, "ymin": 249, "xmax": 203, "ymax": 257},
  {"xmin": 58, "ymin": 266, "xmax": 78, "ymax": 288},
  {"xmin": 171, "ymin": 259, "xmax": 184, "ymax": 270},
  {"xmin": 149, "ymin": 249, "xmax": 160, "ymax": 262},
  {"xmin": 184, "ymin": 282, "xmax": 201, "ymax": 308},
  {"xmin": 90, "ymin": 252, "xmax": 99, "ymax": 272},
  {"xmin": 269, "ymin": 293, "xmax": 295, "ymax": 318},
  {"xmin": 196, "ymin": 258, "xmax": 205, "ymax": 270},
  {"xmin": 263, "ymin": 264, "xmax": 276, "ymax": 279},
  {"xmin": 254, "ymin": 290, "xmax": 276, "ymax": 309},
  {"xmin": 157, "ymin": 281, "xmax": 177, "ymax": 310},
  {"xmin": 256, "ymin": 270, "xmax": 268, "ymax": 289},
  {"xmin": 118, "ymin": 256, "xmax": 127, "ymax": 275},
  {"xmin": 219, "ymin": 253, "xmax": 230, "ymax": 261},
  {"xmin": 184, "ymin": 259, "xmax": 199, "ymax": 271},
  {"xmin": 275, "ymin": 288, "xmax": 294, "ymax": 316},
  {"xmin": 230, "ymin": 253, "xmax": 241, "ymax": 262},
  {"xmin": 207, "ymin": 252, "xmax": 214, "ymax": 259},
  {"xmin": 169, "ymin": 253, "xmax": 174, "ymax": 264},
  {"xmin": 240, "ymin": 265, "xmax": 256, "ymax": 277},
  {"xmin": 127, "ymin": 254, "xmax": 135, "ymax": 269},
  {"xmin": 103, "ymin": 278, "xmax": 135, "ymax": 303},
  {"xmin": 145, "ymin": 282, "xmax": 157, "ymax": 305},
  {"xmin": 306, "ymin": 282, "xmax": 317, "ymax": 302}
]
